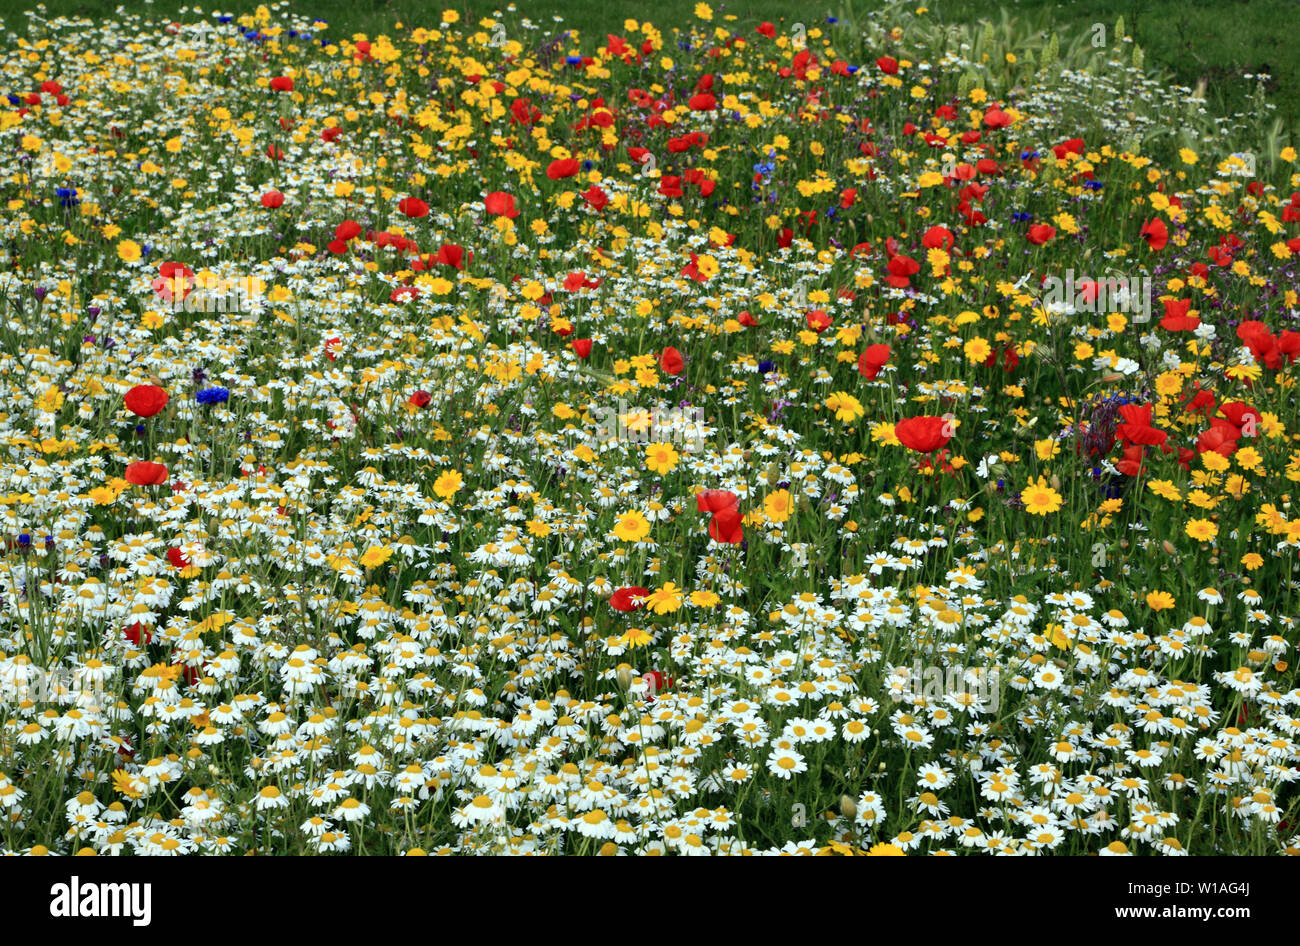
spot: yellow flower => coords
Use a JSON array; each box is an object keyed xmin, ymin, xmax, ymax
[
  {"xmin": 645, "ymin": 582, "xmax": 683, "ymax": 614},
  {"xmin": 825, "ymin": 391, "xmax": 864, "ymax": 422},
  {"xmin": 433, "ymin": 469, "xmax": 463, "ymax": 499},
  {"xmin": 620, "ymin": 626, "xmax": 653, "ymax": 648},
  {"xmin": 964, "ymin": 337, "xmax": 991, "ymax": 363},
  {"xmin": 1185, "ymin": 519, "xmax": 1217, "ymax": 543},
  {"xmin": 359, "ymin": 546, "xmax": 393, "ymax": 569},
  {"xmin": 1020, "ymin": 476, "xmax": 1062, "ymax": 515},
  {"xmin": 35, "ymin": 386, "xmax": 65, "ymax": 412},
  {"xmin": 689, "ymin": 589, "xmax": 720, "ymax": 608},
  {"xmin": 613, "ymin": 510, "xmax": 651, "ymax": 543},
  {"xmin": 866, "ymin": 842, "xmax": 905, "ymax": 856},
  {"xmin": 644, "ymin": 441, "xmax": 679, "ymax": 475},
  {"xmin": 1146, "ymin": 591, "xmax": 1175, "ymax": 612},
  {"xmin": 1241, "ymin": 552, "xmax": 1263, "ymax": 571},
  {"xmin": 117, "ymin": 239, "xmax": 142, "ymax": 263},
  {"xmin": 111, "ymin": 769, "xmax": 144, "ymax": 799},
  {"xmin": 764, "ymin": 488, "xmax": 793, "ymax": 523}
]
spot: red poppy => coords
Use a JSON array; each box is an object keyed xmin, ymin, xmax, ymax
[
  {"xmin": 582, "ymin": 185, "xmax": 610, "ymax": 211},
  {"xmin": 484, "ymin": 191, "xmax": 520, "ymax": 218},
  {"xmin": 398, "ymin": 197, "xmax": 429, "ymax": 218},
  {"xmin": 805, "ymin": 310, "xmax": 832, "ymax": 332},
  {"xmin": 643, "ymin": 669, "xmax": 675, "ymax": 698},
  {"xmin": 1140, "ymin": 218, "xmax": 1168, "ymax": 251},
  {"xmin": 269, "ymin": 76, "xmax": 294, "ymax": 92},
  {"xmin": 894, "ymin": 415, "xmax": 952, "ymax": 453},
  {"xmin": 885, "ymin": 254, "xmax": 920, "ymax": 288},
  {"xmin": 876, "ymin": 56, "xmax": 899, "ymax": 74},
  {"xmin": 571, "ymin": 338, "xmax": 593, "ymax": 359},
  {"xmin": 408, "ymin": 390, "xmax": 432, "ymax": 408},
  {"xmin": 260, "ymin": 190, "xmax": 284, "ymax": 208},
  {"xmin": 546, "ymin": 158, "xmax": 581, "ymax": 180},
  {"xmin": 738, "ymin": 310, "xmax": 758, "ymax": 327},
  {"xmin": 696, "ymin": 489, "xmax": 739, "ymax": 513},
  {"xmin": 124, "ymin": 622, "xmax": 153, "ymax": 645},
  {"xmin": 124, "ymin": 384, "xmax": 168, "ymax": 418},
  {"xmin": 1027, "ymin": 223, "xmax": 1056, "ymax": 245},
  {"xmin": 1115, "ymin": 444, "xmax": 1148, "ymax": 477},
  {"xmin": 708, "ymin": 506, "xmax": 744, "ymax": 544},
  {"xmin": 1197, "ymin": 424, "xmax": 1239, "ymax": 457},
  {"xmin": 165, "ymin": 547, "xmax": 191, "ymax": 569},
  {"xmin": 858, "ymin": 344, "xmax": 892, "ymax": 379},
  {"xmin": 335, "ymin": 220, "xmax": 362, "ymax": 242},
  {"xmin": 921, "ymin": 225, "xmax": 954, "ymax": 251},
  {"xmin": 658, "ymin": 175, "xmax": 684, "ymax": 198},
  {"xmin": 1160, "ymin": 298, "xmax": 1200, "ymax": 332},
  {"xmin": 610, "ymin": 586, "xmax": 652, "ymax": 611},
  {"xmin": 124, "ymin": 461, "xmax": 168, "ymax": 486},
  {"xmin": 660, "ymin": 347, "xmax": 685, "ymax": 376},
  {"xmin": 435, "ymin": 243, "xmax": 466, "ymax": 269},
  {"xmin": 1220, "ymin": 401, "xmax": 1258, "ymax": 433},
  {"xmin": 688, "ymin": 92, "xmax": 717, "ymax": 111},
  {"xmin": 983, "ymin": 106, "xmax": 1012, "ymax": 128}
]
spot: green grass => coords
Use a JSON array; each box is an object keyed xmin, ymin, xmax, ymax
[{"xmin": 1, "ymin": 0, "xmax": 1296, "ymax": 129}]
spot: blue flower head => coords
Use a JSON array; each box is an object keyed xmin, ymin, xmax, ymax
[{"xmin": 197, "ymin": 387, "xmax": 230, "ymax": 405}]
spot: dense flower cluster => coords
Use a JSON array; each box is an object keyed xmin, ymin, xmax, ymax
[{"xmin": 0, "ymin": 3, "xmax": 1298, "ymax": 855}]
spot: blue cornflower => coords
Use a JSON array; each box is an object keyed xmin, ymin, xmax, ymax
[
  {"xmin": 758, "ymin": 360, "xmax": 776, "ymax": 374},
  {"xmin": 196, "ymin": 387, "xmax": 230, "ymax": 405},
  {"xmin": 565, "ymin": 55, "xmax": 582, "ymax": 66},
  {"xmin": 1084, "ymin": 180, "xmax": 1104, "ymax": 191},
  {"xmin": 1011, "ymin": 211, "xmax": 1033, "ymax": 223},
  {"xmin": 56, "ymin": 187, "xmax": 80, "ymax": 208}
]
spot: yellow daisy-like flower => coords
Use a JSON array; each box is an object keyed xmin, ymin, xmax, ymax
[
  {"xmin": 117, "ymin": 239, "xmax": 142, "ymax": 263},
  {"xmin": 644, "ymin": 441, "xmax": 679, "ymax": 475},
  {"xmin": 1185, "ymin": 519, "xmax": 1217, "ymax": 543},
  {"xmin": 645, "ymin": 582, "xmax": 683, "ymax": 614},
  {"xmin": 433, "ymin": 469, "xmax": 463, "ymax": 499},
  {"xmin": 1146, "ymin": 590, "xmax": 1175, "ymax": 612},
  {"xmin": 1020, "ymin": 476, "xmax": 1062, "ymax": 515},
  {"xmin": 359, "ymin": 545, "xmax": 393, "ymax": 569},
  {"xmin": 825, "ymin": 391, "xmax": 864, "ymax": 423},
  {"xmin": 612, "ymin": 510, "xmax": 651, "ymax": 543},
  {"xmin": 689, "ymin": 589, "xmax": 720, "ymax": 608},
  {"xmin": 866, "ymin": 842, "xmax": 905, "ymax": 856},
  {"xmin": 620, "ymin": 626, "xmax": 653, "ymax": 648},
  {"xmin": 764, "ymin": 488, "xmax": 793, "ymax": 523}
]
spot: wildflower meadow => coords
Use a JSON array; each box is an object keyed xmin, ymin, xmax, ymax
[{"xmin": 1, "ymin": 1, "xmax": 1299, "ymax": 864}]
